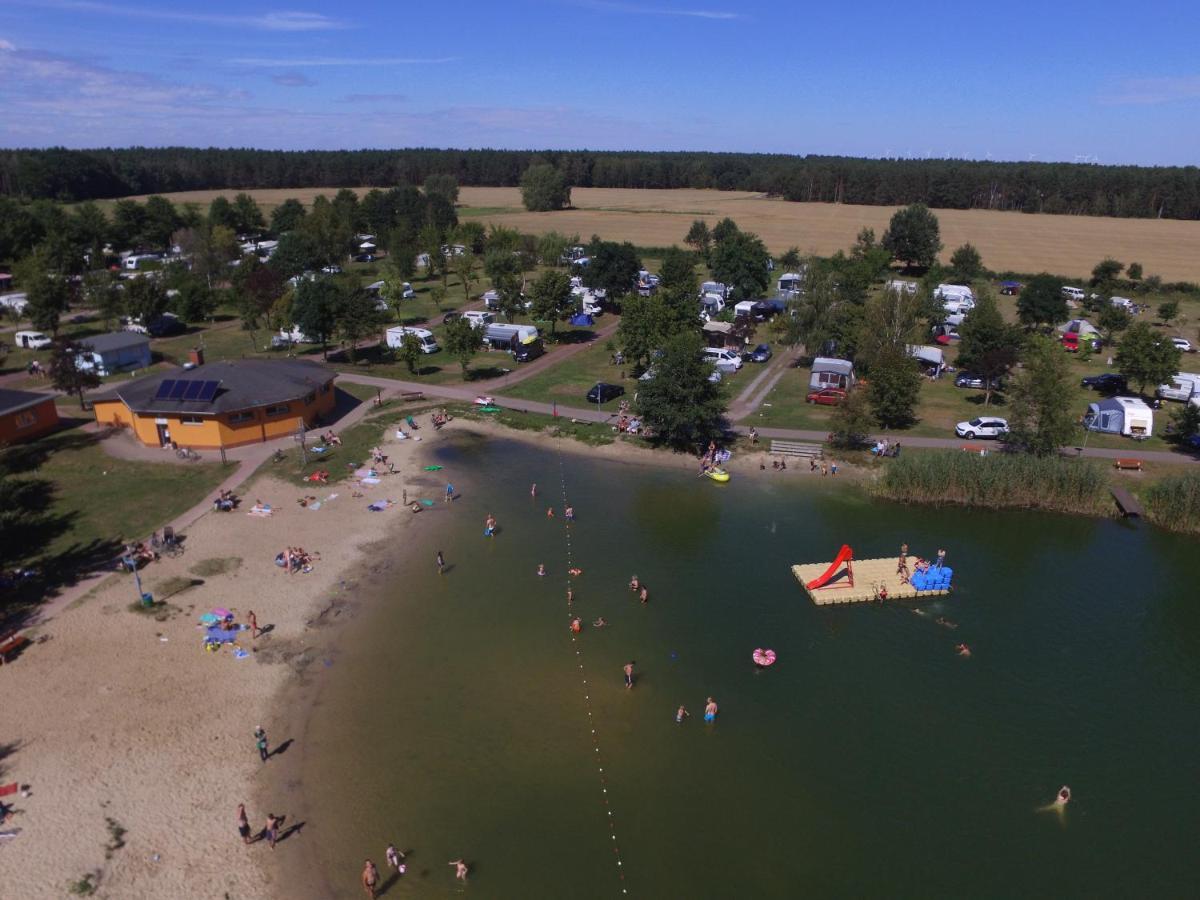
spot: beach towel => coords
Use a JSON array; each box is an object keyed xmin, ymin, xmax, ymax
[
  {"xmin": 367, "ymin": 500, "xmax": 394, "ymax": 512},
  {"xmin": 326, "ymin": 493, "xmax": 339, "ymax": 501},
  {"xmin": 419, "ymin": 498, "xmax": 436, "ymax": 506},
  {"xmin": 247, "ymin": 508, "xmax": 273, "ymax": 518},
  {"xmin": 424, "ymin": 465, "xmax": 443, "ymax": 471},
  {"xmin": 199, "ymin": 613, "xmax": 221, "ymax": 625},
  {"xmin": 0, "ymin": 783, "xmax": 18, "ymax": 798},
  {"xmin": 233, "ymin": 648, "xmax": 250, "ymax": 659},
  {"xmin": 395, "ymin": 430, "xmax": 409, "ymax": 440},
  {"xmin": 362, "ymin": 477, "xmax": 381, "ymax": 485},
  {"xmin": 353, "ymin": 467, "xmax": 372, "ymax": 478},
  {"xmin": 204, "ymin": 626, "xmax": 240, "ymax": 644},
  {"xmin": 312, "ymin": 446, "xmax": 328, "ymax": 454},
  {"xmin": 307, "ymin": 501, "xmax": 322, "ymax": 510}
]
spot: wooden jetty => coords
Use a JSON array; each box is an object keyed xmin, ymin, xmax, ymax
[
  {"xmin": 1110, "ymin": 485, "xmax": 1144, "ymax": 518},
  {"xmin": 793, "ymin": 548, "xmax": 950, "ymax": 606}
]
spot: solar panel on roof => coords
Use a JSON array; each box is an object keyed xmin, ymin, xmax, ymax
[
  {"xmin": 154, "ymin": 379, "xmax": 177, "ymax": 400},
  {"xmin": 182, "ymin": 380, "xmax": 204, "ymax": 401},
  {"xmin": 196, "ymin": 380, "xmax": 221, "ymax": 402},
  {"xmin": 168, "ymin": 380, "xmax": 189, "ymax": 400}
]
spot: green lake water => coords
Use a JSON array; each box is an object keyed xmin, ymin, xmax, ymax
[{"xmin": 286, "ymin": 434, "xmax": 1200, "ymax": 898}]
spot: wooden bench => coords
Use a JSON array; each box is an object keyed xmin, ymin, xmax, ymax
[
  {"xmin": 961, "ymin": 444, "xmax": 988, "ymax": 455},
  {"xmin": 0, "ymin": 630, "xmax": 30, "ymax": 665},
  {"xmin": 400, "ymin": 391, "xmax": 424, "ymax": 403},
  {"xmin": 1113, "ymin": 458, "xmax": 1143, "ymax": 471},
  {"xmin": 769, "ymin": 439, "xmax": 824, "ymax": 459}
]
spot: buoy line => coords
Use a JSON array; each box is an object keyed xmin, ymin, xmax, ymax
[{"xmin": 556, "ymin": 454, "xmax": 629, "ymax": 895}]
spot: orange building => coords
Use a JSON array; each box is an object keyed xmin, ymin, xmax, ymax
[
  {"xmin": 0, "ymin": 389, "xmax": 60, "ymax": 444},
  {"xmin": 93, "ymin": 359, "xmax": 337, "ymax": 449}
]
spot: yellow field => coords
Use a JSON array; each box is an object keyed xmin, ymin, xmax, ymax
[{"xmin": 110, "ymin": 185, "xmax": 1200, "ymax": 282}]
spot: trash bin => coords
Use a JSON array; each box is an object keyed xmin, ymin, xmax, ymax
[{"xmin": 141, "ymin": 592, "xmax": 154, "ymax": 607}]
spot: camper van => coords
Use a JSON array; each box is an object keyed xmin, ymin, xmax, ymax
[
  {"xmin": 934, "ymin": 284, "xmax": 974, "ymax": 304},
  {"xmin": 122, "ymin": 253, "xmax": 161, "ymax": 271},
  {"xmin": 1156, "ymin": 373, "xmax": 1200, "ymax": 402},
  {"xmin": 1062, "ymin": 286, "xmax": 1086, "ymax": 303},
  {"xmin": 1110, "ymin": 296, "xmax": 1135, "ymax": 311},
  {"xmin": 886, "ymin": 279, "xmax": 919, "ymax": 295},
  {"xmin": 777, "ymin": 272, "xmax": 804, "ymax": 295},
  {"xmin": 700, "ymin": 281, "xmax": 730, "ymax": 300},
  {"xmin": 385, "ymin": 326, "xmax": 440, "ymax": 354},
  {"xmin": 14, "ymin": 330, "xmax": 52, "ymax": 349}
]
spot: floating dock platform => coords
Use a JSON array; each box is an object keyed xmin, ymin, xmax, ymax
[{"xmin": 793, "ymin": 550, "xmax": 951, "ymax": 606}]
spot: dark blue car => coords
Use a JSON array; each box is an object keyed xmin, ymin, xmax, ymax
[{"xmin": 747, "ymin": 343, "xmax": 772, "ymax": 363}]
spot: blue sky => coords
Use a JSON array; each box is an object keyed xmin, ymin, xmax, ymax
[{"xmin": 0, "ymin": 0, "xmax": 1197, "ymax": 164}]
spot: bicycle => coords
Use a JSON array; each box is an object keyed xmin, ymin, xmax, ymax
[{"xmin": 176, "ymin": 447, "xmax": 201, "ymax": 461}]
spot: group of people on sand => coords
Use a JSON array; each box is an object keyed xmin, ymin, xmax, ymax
[
  {"xmin": 275, "ymin": 546, "xmax": 316, "ymax": 574},
  {"xmin": 698, "ymin": 440, "xmax": 729, "ymax": 475},
  {"xmin": 120, "ymin": 540, "xmax": 158, "ymax": 570},
  {"xmin": 213, "ymin": 489, "xmax": 239, "ymax": 512},
  {"xmin": 236, "ymin": 803, "xmax": 286, "ymax": 851},
  {"xmin": 430, "ymin": 408, "xmax": 452, "ymax": 429},
  {"xmin": 320, "ymin": 430, "xmax": 342, "ymax": 446}
]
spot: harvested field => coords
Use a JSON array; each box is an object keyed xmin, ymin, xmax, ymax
[{"xmin": 107, "ymin": 186, "xmax": 1200, "ymax": 282}]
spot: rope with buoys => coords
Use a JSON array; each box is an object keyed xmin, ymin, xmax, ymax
[{"xmin": 556, "ymin": 453, "xmax": 629, "ymax": 895}]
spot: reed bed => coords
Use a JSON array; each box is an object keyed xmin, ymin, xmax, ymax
[
  {"xmin": 1143, "ymin": 471, "xmax": 1200, "ymax": 534},
  {"xmin": 872, "ymin": 451, "xmax": 1112, "ymax": 516}
]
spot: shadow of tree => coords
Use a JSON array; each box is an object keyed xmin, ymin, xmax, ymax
[{"xmin": 0, "ymin": 739, "xmax": 21, "ymax": 781}]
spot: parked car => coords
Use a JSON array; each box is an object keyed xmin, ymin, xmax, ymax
[
  {"xmin": 954, "ymin": 372, "xmax": 1004, "ymax": 390},
  {"xmin": 441, "ymin": 311, "xmax": 462, "ymax": 324},
  {"xmin": 320, "ymin": 264, "xmax": 342, "ymax": 275},
  {"xmin": 353, "ymin": 253, "xmax": 376, "ymax": 263},
  {"xmin": 806, "ymin": 387, "xmax": 847, "ymax": 406},
  {"xmin": 586, "ymin": 382, "xmax": 625, "ymax": 404},
  {"xmin": 955, "ymin": 417, "xmax": 1010, "ymax": 439},
  {"xmin": 1172, "ymin": 337, "xmax": 1194, "ymax": 353},
  {"xmin": 746, "ymin": 343, "xmax": 773, "ymax": 363},
  {"xmin": 1081, "ymin": 373, "xmax": 1127, "ymax": 393}
]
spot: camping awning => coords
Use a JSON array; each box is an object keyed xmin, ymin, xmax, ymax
[
  {"xmin": 569, "ymin": 313, "xmax": 594, "ymax": 326},
  {"xmin": 702, "ymin": 321, "xmax": 733, "ymax": 334}
]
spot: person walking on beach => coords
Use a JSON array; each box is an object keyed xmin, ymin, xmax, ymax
[
  {"xmin": 362, "ymin": 859, "xmax": 380, "ymax": 898},
  {"xmin": 445, "ymin": 482, "xmax": 455, "ymax": 503},
  {"xmin": 264, "ymin": 813, "xmax": 280, "ymax": 849},
  {"xmin": 624, "ymin": 661, "xmax": 635, "ymax": 689},
  {"xmin": 255, "ymin": 726, "xmax": 269, "ymax": 763},
  {"xmin": 449, "ymin": 859, "xmax": 469, "ymax": 882},
  {"xmin": 386, "ymin": 843, "xmax": 405, "ymax": 874},
  {"xmin": 437, "ymin": 550, "xmax": 445, "ymax": 574},
  {"xmin": 247, "ymin": 610, "xmax": 259, "ymax": 639},
  {"xmin": 237, "ymin": 803, "xmax": 251, "ymax": 845}
]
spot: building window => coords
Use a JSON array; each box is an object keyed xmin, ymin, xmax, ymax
[
  {"xmin": 227, "ymin": 411, "xmax": 255, "ymax": 425},
  {"xmin": 265, "ymin": 404, "xmax": 291, "ymax": 417},
  {"xmin": 15, "ymin": 410, "xmax": 37, "ymax": 429},
  {"xmin": 180, "ymin": 415, "xmax": 204, "ymax": 426},
  {"xmin": 303, "ymin": 392, "xmax": 316, "ymax": 405}
]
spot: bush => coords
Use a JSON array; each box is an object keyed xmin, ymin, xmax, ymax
[{"xmin": 1144, "ymin": 471, "xmax": 1200, "ymax": 534}]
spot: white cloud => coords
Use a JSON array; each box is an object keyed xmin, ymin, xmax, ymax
[
  {"xmin": 230, "ymin": 56, "xmax": 456, "ymax": 67},
  {"xmin": 1101, "ymin": 75, "xmax": 1200, "ymax": 105},
  {"xmin": 0, "ymin": 39, "xmax": 16, "ymax": 51},
  {"xmin": 573, "ymin": 0, "xmax": 741, "ymax": 20},
  {"xmin": 7, "ymin": 1, "xmax": 349, "ymax": 31},
  {"xmin": 272, "ymin": 71, "xmax": 315, "ymax": 87}
]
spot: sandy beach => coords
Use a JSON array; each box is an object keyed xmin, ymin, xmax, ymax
[{"xmin": 0, "ymin": 414, "xmax": 856, "ymax": 898}]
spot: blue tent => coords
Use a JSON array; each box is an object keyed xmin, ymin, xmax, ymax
[{"xmin": 569, "ymin": 312, "xmax": 595, "ymax": 326}]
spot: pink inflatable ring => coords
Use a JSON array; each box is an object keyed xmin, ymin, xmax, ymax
[{"xmin": 752, "ymin": 648, "xmax": 777, "ymax": 667}]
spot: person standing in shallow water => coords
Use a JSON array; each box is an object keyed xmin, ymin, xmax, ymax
[
  {"xmin": 624, "ymin": 661, "xmax": 635, "ymax": 689},
  {"xmin": 436, "ymin": 550, "xmax": 445, "ymax": 574},
  {"xmin": 362, "ymin": 858, "xmax": 380, "ymax": 898}
]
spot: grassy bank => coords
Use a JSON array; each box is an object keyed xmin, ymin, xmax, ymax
[
  {"xmin": 1142, "ymin": 471, "xmax": 1200, "ymax": 534},
  {"xmin": 872, "ymin": 451, "xmax": 1113, "ymax": 516}
]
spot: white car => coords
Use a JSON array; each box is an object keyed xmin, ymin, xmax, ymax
[
  {"xmin": 1171, "ymin": 337, "xmax": 1193, "ymax": 353},
  {"xmin": 955, "ymin": 417, "xmax": 1010, "ymax": 440},
  {"xmin": 463, "ymin": 311, "xmax": 494, "ymax": 328}
]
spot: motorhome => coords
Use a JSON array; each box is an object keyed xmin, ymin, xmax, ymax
[
  {"xmin": 482, "ymin": 323, "xmax": 539, "ymax": 351},
  {"xmin": 777, "ymin": 272, "xmax": 804, "ymax": 295},
  {"xmin": 934, "ymin": 284, "xmax": 974, "ymax": 304},
  {"xmin": 464, "ymin": 311, "xmax": 494, "ymax": 328},
  {"xmin": 886, "ymin": 279, "xmax": 919, "ymax": 295},
  {"xmin": 122, "ymin": 253, "xmax": 161, "ymax": 271},
  {"xmin": 1156, "ymin": 373, "xmax": 1200, "ymax": 402},
  {"xmin": 385, "ymin": 326, "xmax": 440, "ymax": 354}
]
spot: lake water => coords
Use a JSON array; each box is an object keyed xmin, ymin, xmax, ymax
[{"xmin": 287, "ymin": 434, "xmax": 1200, "ymax": 898}]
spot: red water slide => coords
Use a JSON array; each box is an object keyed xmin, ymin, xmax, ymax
[{"xmin": 805, "ymin": 544, "xmax": 854, "ymax": 590}]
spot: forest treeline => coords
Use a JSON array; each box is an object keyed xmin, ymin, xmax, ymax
[{"xmin": 1, "ymin": 147, "xmax": 1199, "ymax": 220}]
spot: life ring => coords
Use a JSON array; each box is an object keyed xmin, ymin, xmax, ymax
[{"xmin": 752, "ymin": 648, "xmax": 777, "ymax": 667}]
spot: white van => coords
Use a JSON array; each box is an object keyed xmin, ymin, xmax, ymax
[
  {"xmin": 703, "ymin": 347, "xmax": 743, "ymax": 372},
  {"xmin": 934, "ymin": 284, "xmax": 974, "ymax": 303},
  {"xmin": 14, "ymin": 330, "xmax": 52, "ymax": 349},
  {"xmin": 1062, "ymin": 286, "xmax": 1086, "ymax": 303},
  {"xmin": 1111, "ymin": 296, "xmax": 1135, "ymax": 311},
  {"xmin": 464, "ymin": 311, "xmax": 494, "ymax": 328},
  {"xmin": 386, "ymin": 326, "xmax": 439, "ymax": 354}
]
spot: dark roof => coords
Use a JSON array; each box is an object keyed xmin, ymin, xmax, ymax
[
  {"xmin": 106, "ymin": 359, "xmax": 335, "ymax": 416},
  {"xmin": 0, "ymin": 388, "xmax": 54, "ymax": 417},
  {"xmin": 81, "ymin": 332, "xmax": 151, "ymax": 354}
]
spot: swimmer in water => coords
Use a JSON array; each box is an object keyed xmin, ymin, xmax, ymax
[
  {"xmin": 565, "ymin": 506, "xmax": 574, "ymax": 520},
  {"xmin": 936, "ymin": 616, "xmax": 958, "ymax": 629},
  {"xmin": 568, "ymin": 567, "xmax": 582, "ymax": 577},
  {"xmin": 537, "ymin": 563, "xmax": 546, "ymax": 576},
  {"xmin": 639, "ymin": 586, "xmax": 648, "ymax": 604},
  {"xmin": 704, "ymin": 697, "xmax": 718, "ymax": 722},
  {"xmin": 1038, "ymin": 785, "xmax": 1072, "ymax": 817},
  {"xmin": 624, "ymin": 661, "xmax": 635, "ymax": 689},
  {"xmin": 592, "ymin": 617, "xmax": 607, "ymax": 627},
  {"xmin": 956, "ymin": 643, "xmax": 971, "ymax": 657},
  {"xmin": 566, "ymin": 588, "xmax": 574, "ymax": 603},
  {"xmin": 629, "ymin": 575, "xmax": 639, "ymax": 591},
  {"xmin": 531, "ymin": 483, "xmax": 537, "ymax": 497},
  {"xmin": 546, "ymin": 507, "xmax": 554, "ymax": 518},
  {"xmin": 570, "ymin": 617, "xmax": 582, "ymax": 633},
  {"xmin": 676, "ymin": 705, "xmax": 689, "ymax": 723}
]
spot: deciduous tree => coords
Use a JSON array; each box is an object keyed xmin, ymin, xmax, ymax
[
  {"xmin": 1116, "ymin": 321, "xmax": 1182, "ymax": 396},
  {"xmin": 49, "ymin": 339, "xmax": 101, "ymax": 407},
  {"xmin": 829, "ymin": 386, "xmax": 874, "ymax": 449},
  {"xmin": 443, "ymin": 316, "xmax": 483, "ymax": 376},
  {"xmin": 882, "ymin": 203, "xmax": 942, "ymax": 270},
  {"xmin": 1017, "ymin": 274, "xmax": 1067, "ymax": 329},
  {"xmin": 710, "ymin": 231, "xmax": 769, "ymax": 300},
  {"xmin": 292, "ymin": 278, "xmax": 341, "ymax": 358},
  {"xmin": 582, "ymin": 240, "xmax": 641, "ymax": 303},
  {"xmin": 529, "ymin": 269, "xmax": 574, "ymax": 339},
  {"xmin": 636, "ymin": 332, "xmax": 726, "ymax": 448},
  {"xmin": 1007, "ymin": 335, "xmax": 1077, "ymax": 455},
  {"xmin": 955, "ymin": 290, "xmax": 1022, "ymax": 404},
  {"xmin": 271, "ymin": 198, "xmax": 306, "ymax": 234},
  {"xmin": 519, "ymin": 164, "xmax": 570, "ymax": 211},
  {"xmin": 1158, "ymin": 299, "xmax": 1180, "ymax": 327},
  {"xmin": 684, "ymin": 220, "xmax": 711, "ymax": 261},
  {"xmin": 424, "ymin": 174, "xmax": 459, "ymax": 206},
  {"xmin": 949, "ymin": 242, "xmax": 984, "ymax": 281}
]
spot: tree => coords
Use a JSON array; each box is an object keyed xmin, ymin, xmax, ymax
[
  {"xmin": 424, "ymin": 174, "xmax": 459, "ymax": 206},
  {"xmin": 19, "ymin": 253, "xmax": 71, "ymax": 334},
  {"xmin": 174, "ymin": 224, "xmax": 238, "ymax": 291},
  {"xmin": 537, "ymin": 231, "xmax": 573, "ymax": 267},
  {"xmin": 1158, "ymin": 299, "xmax": 1180, "ymax": 327},
  {"xmin": 268, "ymin": 230, "xmax": 323, "ymax": 279},
  {"xmin": 1095, "ymin": 302, "xmax": 1131, "ymax": 346},
  {"xmin": 1007, "ymin": 335, "xmax": 1076, "ymax": 455},
  {"xmin": 636, "ymin": 332, "xmax": 726, "ymax": 448},
  {"xmin": 483, "ymin": 248, "xmax": 524, "ymax": 321},
  {"xmin": 778, "ymin": 246, "xmax": 802, "ymax": 272},
  {"xmin": 582, "ymin": 240, "xmax": 641, "ymax": 302},
  {"xmin": 1090, "ymin": 258, "xmax": 1124, "ymax": 288},
  {"xmin": 882, "ymin": 203, "xmax": 942, "ymax": 270},
  {"xmin": 711, "ymin": 217, "xmax": 740, "ymax": 247},
  {"xmin": 231, "ymin": 257, "xmax": 283, "ymax": 351},
  {"xmin": 83, "ymin": 270, "xmax": 123, "ymax": 329},
  {"xmin": 271, "ymin": 198, "xmax": 306, "ymax": 234},
  {"xmin": 111, "ymin": 199, "xmax": 146, "ymax": 248},
  {"xmin": 398, "ymin": 332, "xmax": 422, "ymax": 376},
  {"xmin": 430, "ymin": 285, "xmax": 447, "ymax": 312},
  {"xmin": 171, "ymin": 278, "xmax": 217, "ymax": 324},
  {"xmin": 124, "ymin": 276, "xmax": 169, "ymax": 327},
  {"xmin": 142, "ymin": 195, "xmax": 179, "ymax": 248},
  {"xmin": 336, "ymin": 286, "xmax": 381, "ymax": 363},
  {"xmin": 71, "ymin": 201, "xmax": 109, "ymax": 265},
  {"xmin": 443, "ymin": 316, "xmax": 483, "ymax": 376},
  {"xmin": 48, "ymin": 339, "xmax": 101, "ymax": 407},
  {"xmin": 454, "ymin": 221, "xmax": 487, "ymax": 255},
  {"xmin": 520, "ymin": 164, "xmax": 570, "ymax": 211},
  {"xmin": 529, "ymin": 270, "xmax": 574, "ymax": 339},
  {"xmin": 711, "ymin": 231, "xmax": 769, "ymax": 300},
  {"xmin": 1017, "ymin": 273, "xmax": 1067, "ymax": 329},
  {"xmin": 452, "ymin": 250, "xmax": 476, "ymax": 304},
  {"xmin": 949, "ymin": 243, "xmax": 984, "ymax": 281},
  {"xmin": 426, "ymin": 195, "xmax": 458, "ymax": 235},
  {"xmin": 867, "ymin": 347, "xmax": 922, "ymax": 428},
  {"xmin": 1169, "ymin": 402, "xmax": 1200, "ymax": 442},
  {"xmin": 292, "ymin": 278, "xmax": 342, "ymax": 357},
  {"xmin": 955, "ymin": 290, "xmax": 1022, "ymax": 404},
  {"xmin": 829, "ymin": 386, "xmax": 874, "ymax": 450},
  {"xmin": 1127, "ymin": 262, "xmax": 1143, "ymax": 282},
  {"xmin": 1116, "ymin": 321, "xmax": 1182, "ymax": 396},
  {"xmin": 684, "ymin": 220, "xmax": 711, "ymax": 261},
  {"xmin": 207, "ymin": 196, "xmax": 238, "ymax": 231},
  {"xmin": 303, "ymin": 195, "xmax": 353, "ymax": 267},
  {"xmin": 385, "ymin": 229, "xmax": 419, "ymax": 281},
  {"xmin": 617, "ymin": 294, "xmax": 667, "ymax": 373},
  {"xmin": 233, "ymin": 193, "xmax": 266, "ymax": 233}
]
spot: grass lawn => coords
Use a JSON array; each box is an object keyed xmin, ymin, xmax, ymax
[{"xmin": 502, "ymin": 336, "xmax": 632, "ymax": 410}]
